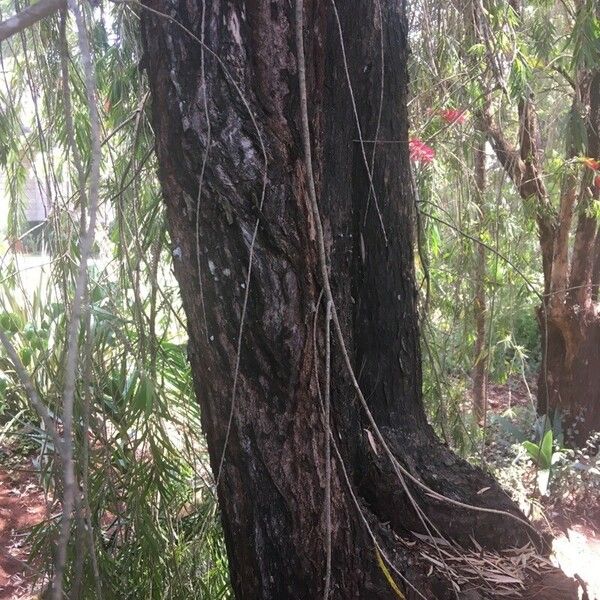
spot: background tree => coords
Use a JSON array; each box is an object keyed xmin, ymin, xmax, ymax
[
  {"xmin": 408, "ymin": 1, "xmax": 536, "ymax": 451},
  {"xmin": 408, "ymin": 0, "xmax": 600, "ymax": 447},
  {"xmin": 473, "ymin": 129, "xmax": 489, "ymax": 424},
  {"xmin": 474, "ymin": 0, "xmax": 600, "ymax": 444}
]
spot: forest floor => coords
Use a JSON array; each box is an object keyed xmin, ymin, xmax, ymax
[
  {"xmin": 0, "ymin": 447, "xmax": 47, "ymax": 600},
  {"xmin": 0, "ymin": 384, "xmax": 599, "ymax": 599},
  {"xmin": 482, "ymin": 380, "xmax": 600, "ymax": 599}
]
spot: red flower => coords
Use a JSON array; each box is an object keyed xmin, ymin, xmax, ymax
[
  {"xmin": 581, "ymin": 157, "xmax": 600, "ymax": 171},
  {"xmin": 579, "ymin": 156, "xmax": 600, "ymax": 171},
  {"xmin": 409, "ymin": 138, "xmax": 435, "ymax": 164},
  {"xmin": 440, "ymin": 108, "xmax": 466, "ymax": 125},
  {"xmin": 594, "ymin": 175, "xmax": 600, "ymax": 190}
]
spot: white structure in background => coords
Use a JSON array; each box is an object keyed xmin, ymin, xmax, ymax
[
  {"xmin": 1, "ymin": 151, "xmax": 113, "ymax": 259},
  {"xmin": 0, "ymin": 155, "xmax": 50, "ymax": 249},
  {"xmin": 22, "ymin": 159, "xmax": 49, "ymax": 224},
  {"xmin": 0, "ymin": 156, "xmax": 52, "ymax": 289}
]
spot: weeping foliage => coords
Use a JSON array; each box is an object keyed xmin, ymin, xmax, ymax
[{"xmin": 0, "ymin": 2, "xmax": 230, "ymax": 597}]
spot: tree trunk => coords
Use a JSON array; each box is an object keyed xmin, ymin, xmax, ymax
[
  {"xmin": 140, "ymin": 0, "xmax": 576, "ymax": 598},
  {"xmin": 484, "ymin": 91, "xmax": 600, "ymax": 445},
  {"xmin": 537, "ymin": 66, "xmax": 600, "ymax": 446},
  {"xmin": 472, "ymin": 132, "xmax": 487, "ymax": 425},
  {"xmin": 480, "ymin": 0, "xmax": 600, "ymax": 444},
  {"xmin": 538, "ymin": 304, "xmax": 600, "ymax": 446}
]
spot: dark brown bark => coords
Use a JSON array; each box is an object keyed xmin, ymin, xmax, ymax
[
  {"xmin": 141, "ymin": 1, "xmax": 574, "ymax": 598},
  {"xmin": 538, "ymin": 308, "xmax": 600, "ymax": 445}
]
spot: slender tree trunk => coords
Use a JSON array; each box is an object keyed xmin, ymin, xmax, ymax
[
  {"xmin": 472, "ymin": 132, "xmax": 487, "ymax": 424},
  {"xmin": 479, "ymin": 1, "xmax": 600, "ymax": 445},
  {"xmin": 538, "ymin": 309, "xmax": 600, "ymax": 444},
  {"xmin": 141, "ymin": 1, "xmax": 576, "ymax": 597},
  {"xmin": 538, "ymin": 69, "xmax": 600, "ymax": 446}
]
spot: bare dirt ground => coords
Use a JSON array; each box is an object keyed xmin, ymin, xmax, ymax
[
  {"xmin": 484, "ymin": 379, "xmax": 600, "ymax": 599},
  {"xmin": 0, "ymin": 452, "xmax": 47, "ymax": 600},
  {"xmin": 553, "ymin": 524, "xmax": 600, "ymax": 600},
  {"xmin": 486, "ymin": 379, "xmax": 535, "ymax": 412}
]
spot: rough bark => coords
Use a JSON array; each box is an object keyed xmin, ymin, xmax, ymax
[
  {"xmin": 538, "ymin": 308, "xmax": 600, "ymax": 444},
  {"xmin": 141, "ymin": 0, "xmax": 574, "ymax": 597}
]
